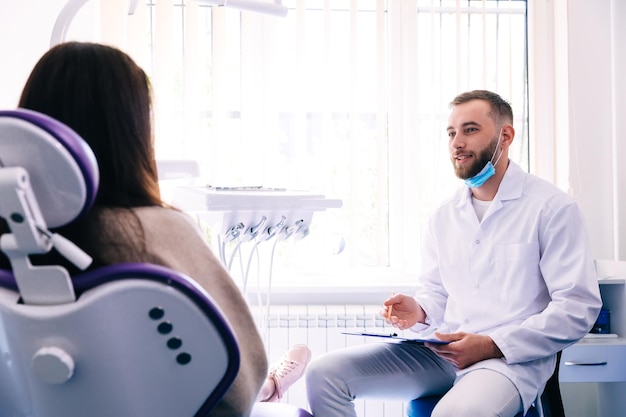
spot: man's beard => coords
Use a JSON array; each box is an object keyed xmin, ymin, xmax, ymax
[{"xmin": 453, "ymin": 137, "xmax": 499, "ymax": 180}]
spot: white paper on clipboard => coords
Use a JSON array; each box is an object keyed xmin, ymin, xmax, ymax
[{"xmin": 341, "ymin": 331, "xmax": 450, "ymax": 344}]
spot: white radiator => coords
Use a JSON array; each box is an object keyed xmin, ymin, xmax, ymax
[{"xmin": 251, "ymin": 304, "xmax": 409, "ymax": 416}]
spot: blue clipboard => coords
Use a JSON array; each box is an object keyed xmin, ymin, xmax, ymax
[{"xmin": 341, "ymin": 331, "xmax": 450, "ymax": 345}]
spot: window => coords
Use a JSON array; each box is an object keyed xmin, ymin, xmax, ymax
[{"xmin": 102, "ymin": 0, "xmax": 528, "ymax": 287}]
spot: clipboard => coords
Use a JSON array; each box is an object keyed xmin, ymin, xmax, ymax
[{"xmin": 341, "ymin": 331, "xmax": 450, "ymax": 345}]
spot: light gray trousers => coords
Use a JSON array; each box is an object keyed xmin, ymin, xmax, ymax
[{"xmin": 305, "ymin": 341, "xmax": 522, "ymax": 417}]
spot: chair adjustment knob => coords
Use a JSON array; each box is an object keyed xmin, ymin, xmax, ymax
[{"xmin": 31, "ymin": 346, "xmax": 75, "ymax": 384}]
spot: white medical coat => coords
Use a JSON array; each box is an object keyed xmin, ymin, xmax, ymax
[{"xmin": 413, "ymin": 161, "xmax": 602, "ymax": 412}]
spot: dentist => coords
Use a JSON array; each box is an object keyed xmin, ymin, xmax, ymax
[{"xmin": 305, "ymin": 90, "xmax": 602, "ymax": 417}]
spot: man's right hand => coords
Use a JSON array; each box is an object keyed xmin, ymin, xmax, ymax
[{"xmin": 380, "ymin": 293, "xmax": 427, "ymax": 330}]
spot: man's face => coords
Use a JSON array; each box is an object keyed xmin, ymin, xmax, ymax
[{"xmin": 447, "ymin": 100, "xmax": 499, "ymax": 180}]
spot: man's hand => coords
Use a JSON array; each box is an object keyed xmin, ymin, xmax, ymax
[
  {"xmin": 425, "ymin": 332, "xmax": 504, "ymax": 369},
  {"xmin": 380, "ymin": 293, "xmax": 426, "ymax": 330}
]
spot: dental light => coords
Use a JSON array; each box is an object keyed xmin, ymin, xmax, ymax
[
  {"xmin": 195, "ymin": 0, "xmax": 288, "ymax": 18},
  {"xmin": 50, "ymin": 0, "xmax": 286, "ymax": 48},
  {"xmin": 50, "ymin": 0, "xmax": 139, "ymax": 47}
]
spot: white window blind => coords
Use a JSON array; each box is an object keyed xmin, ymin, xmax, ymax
[{"xmin": 100, "ymin": 0, "xmax": 528, "ymax": 287}]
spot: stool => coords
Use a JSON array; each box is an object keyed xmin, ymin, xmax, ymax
[{"xmin": 407, "ymin": 352, "xmax": 564, "ymax": 417}]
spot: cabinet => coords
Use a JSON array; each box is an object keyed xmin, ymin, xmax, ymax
[{"xmin": 560, "ymin": 260, "xmax": 626, "ymax": 417}]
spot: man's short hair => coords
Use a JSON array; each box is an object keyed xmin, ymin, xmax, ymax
[{"xmin": 450, "ymin": 90, "xmax": 513, "ymax": 126}]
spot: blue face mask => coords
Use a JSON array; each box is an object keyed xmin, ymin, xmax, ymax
[
  {"xmin": 464, "ymin": 161, "xmax": 495, "ymax": 188},
  {"xmin": 463, "ymin": 129, "xmax": 504, "ymax": 189}
]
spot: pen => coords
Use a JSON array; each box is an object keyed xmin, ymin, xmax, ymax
[{"xmin": 386, "ymin": 291, "xmax": 395, "ymax": 320}]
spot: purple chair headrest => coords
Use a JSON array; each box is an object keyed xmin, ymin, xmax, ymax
[{"xmin": 0, "ymin": 109, "xmax": 98, "ymax": 227}]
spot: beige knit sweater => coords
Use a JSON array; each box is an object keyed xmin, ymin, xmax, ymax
[{"xmin": 72, "ymin": 206, "xmax": 268, "ymax": 417}]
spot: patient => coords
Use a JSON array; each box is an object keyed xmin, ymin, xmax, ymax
[{"xmin": 8, "ymin": 41, "xmax": 309, "ymax": 416}]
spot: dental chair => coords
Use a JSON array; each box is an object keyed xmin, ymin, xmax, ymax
[{"xmin": 0, "ymin": 109, "xmax": 312, "ymax": 417}]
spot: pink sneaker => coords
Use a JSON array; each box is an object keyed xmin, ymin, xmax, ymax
[{"xmin": 266, "ymin": 344, "xmax": 312, "ymax": 402}]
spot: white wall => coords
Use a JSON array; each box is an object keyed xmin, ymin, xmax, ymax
[
  {"xmin": 566, "ymin": 0, "xmax": 625, "ymax": 260},
  {"xmin": 610, "ymin": 0, "xmax": 626, "ymax": 260},
  {"xmin": 529, "ymin": 0, "xmax": 625, "ymax": 262},
  {"xmin": 0, "ymin": 0, "xmax": 99, "ymax": 108}
]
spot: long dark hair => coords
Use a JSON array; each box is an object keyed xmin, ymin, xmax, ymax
[
  {"xmin": 18, "ymin": 41, "xmax": 162, "ymax": 207},
  {"xmin": 1, "ymin": 42, "xmax": 167, "ymax": 271}
]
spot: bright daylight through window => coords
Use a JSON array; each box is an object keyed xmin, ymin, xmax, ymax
[{"xmin": 114, "ymin": 0, "xmax": 528, "ymax": 288}]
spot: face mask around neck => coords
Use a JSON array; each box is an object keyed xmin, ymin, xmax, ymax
[{"xmin": 464, "ymin": 128, "xmax": 504, "ymax": 188}]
